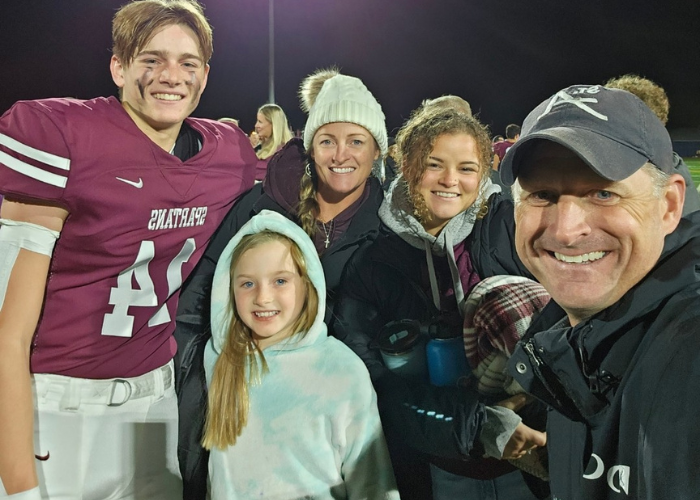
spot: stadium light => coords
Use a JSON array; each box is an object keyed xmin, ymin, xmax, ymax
[{"xmin": 268, "ymin": 0, "xmax": 275, "ymax": 103}]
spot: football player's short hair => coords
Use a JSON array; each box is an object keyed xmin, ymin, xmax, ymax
[
  {"xmin": 112, "ymin": 0, "xmax": 213, "ymax": 66},
  {"xmin": 505, "ymin": 123, "xmax": 521, "ymax": 139}
]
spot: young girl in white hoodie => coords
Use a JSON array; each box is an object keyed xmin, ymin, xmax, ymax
[{"xmin": 202, "ymin": 210, "xmax": 398, "ymax": 499}]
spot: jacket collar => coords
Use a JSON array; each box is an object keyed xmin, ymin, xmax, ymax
[{"xmin": 252, "ymin": 174, "xmax": 383, "ymax": 256}]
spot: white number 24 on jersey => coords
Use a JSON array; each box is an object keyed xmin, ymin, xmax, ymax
[{"xmin": 101, "ymin": 239, "xmax": 196, "ymax": 337}]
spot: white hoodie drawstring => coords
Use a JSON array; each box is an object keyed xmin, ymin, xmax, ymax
[
  {"xmin": 445, "ymin": 231, "xmax": 466, "ymax": 314},
  {"xmin": 425, "ymin": 241, "xmax": 441, "ymax": 311},
  {"xmin": 425, "ymin": 232, "xmax": 466, "ymax": 315}
]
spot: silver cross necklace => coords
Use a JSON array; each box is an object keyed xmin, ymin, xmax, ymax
[{"xmin": 320, "ymin": 219, "xmax": 334, "ymax": 249}]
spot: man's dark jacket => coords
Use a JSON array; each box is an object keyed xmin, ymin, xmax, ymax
[
  {"xmin": 509, "ymin": 211, "xmax": 700, "ymax": 499},
  {"xmin": 174, "ymin": 139, "xmax": 384, "ymax": 499}
]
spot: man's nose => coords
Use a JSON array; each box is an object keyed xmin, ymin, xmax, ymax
[{"xmin": 550, "ymin": 197, "xmax": 592, "ymax": 245}]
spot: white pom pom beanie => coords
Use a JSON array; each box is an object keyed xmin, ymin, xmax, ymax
[{"xmin": 302, "ymin": 74, "xmax": 388, "ymax": 160}]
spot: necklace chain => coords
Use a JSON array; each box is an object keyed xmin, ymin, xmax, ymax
[{"xmin": 320, "ymin": 219, "xmax": 334, "ymax": 248}]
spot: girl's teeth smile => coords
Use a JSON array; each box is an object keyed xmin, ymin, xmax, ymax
[{"xmin": 254, "ymin": 311, "xmax": 279, "ymax": 318}]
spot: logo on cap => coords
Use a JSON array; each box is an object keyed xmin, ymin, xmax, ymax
[{"xmin": 538, "ymin": 86, "xmax": 608, "ymax": 122}]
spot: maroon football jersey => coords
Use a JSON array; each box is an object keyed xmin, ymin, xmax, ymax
[
  {"xmin": 493, "ymin": 140, "xmax": 515, "ymax": 161},
  {"xmin": 0, "ymin": 97, "xmax": 256, "ymax": 378}
]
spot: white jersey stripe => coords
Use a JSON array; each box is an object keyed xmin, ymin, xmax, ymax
[
  {"xmin": 0, "ymin": 133, "xmax": 70, "ymax": 171},
  {"xmin": 0, "ymin": 150, "xmax": 68, "ymax": 188}
]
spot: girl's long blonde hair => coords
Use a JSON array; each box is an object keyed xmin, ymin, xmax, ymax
[
  {"xmin": 257, "ymin": 104, "xmax": 293, "ymax": 160},
  {"xmin": 202, "ymin": 231, "xmax": 319, "ymax": 450}
]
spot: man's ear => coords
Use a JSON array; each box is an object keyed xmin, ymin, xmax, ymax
[
  {"xmin": 110, "ymin": 56, "xmax": 125, "ymax": 88},
  {"xmin": 661, "ymin": 173, "xmax": 686, "ymax": 235}
]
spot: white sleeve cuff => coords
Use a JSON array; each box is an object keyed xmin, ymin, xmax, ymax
[{"xmin": 4, "ymin": 486, "xmax": 42, "ymax": 500}]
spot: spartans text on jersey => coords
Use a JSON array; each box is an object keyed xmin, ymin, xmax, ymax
[{"xmin": 148, "ymin": 206, "xmax": 208, "ymax": 231}]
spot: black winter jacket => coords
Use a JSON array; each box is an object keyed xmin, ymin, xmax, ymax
[
  {"xmin": 333, "ymin": 192, "xmax": 535, "ymax": 497},
  {"xmin": 508, "ymin": 211, "xmax": 700, "ymax": 499},
  {"xmin": 174, "ymin": 140, "xmax": 384, "ymax": 499}
]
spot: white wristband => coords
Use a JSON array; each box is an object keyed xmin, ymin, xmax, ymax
[
  {"xmin": 0, "ymin": 219, "xmax": 60, "ymax": 309},
  {"xmin": 0, "ymin": 219, "xmax": 60, "ymax": 257},
  {"xmin": 2, "ymin": 486, "xmax": 41, "ymax": 500}
]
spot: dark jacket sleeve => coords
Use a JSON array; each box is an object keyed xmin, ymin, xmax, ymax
[
  {"xmin": 176, "ymin": 184, "xmax": 264, "ymax": 331},
  {"xmin": 333, "ymin": 243, "xmax": 487, "ymax": 462},
  {"xmin": 470, "ymin": 193, "xmax": 533, "ymax": 279},
  {"xmin": 173, "ymin": 183, "xmax": 262, "ymax": 500}
]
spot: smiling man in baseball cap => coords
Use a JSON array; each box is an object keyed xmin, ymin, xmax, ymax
[{"xmin": 501, "ymin": 84, "xmax": 700, "ymax": 499}]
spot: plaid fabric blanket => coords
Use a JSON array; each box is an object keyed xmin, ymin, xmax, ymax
[{"xmin": 463, "ymin": 276, "xmax": 551, "ymax": 396}]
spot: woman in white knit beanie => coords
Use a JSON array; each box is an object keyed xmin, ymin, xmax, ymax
[{"xmin": 296, "ymin": 68, "xmax": 388, "ymax": 242}]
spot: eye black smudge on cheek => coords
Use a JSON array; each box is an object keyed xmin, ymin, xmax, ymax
[
  {"xmin": 187, "ymin": 72, "xmax": 202, "ymax": 102},
  {"xmin": 137, "ymin": 69, "xmax": 154, "ymax": 99}
]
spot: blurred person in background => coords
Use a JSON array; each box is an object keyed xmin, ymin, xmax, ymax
[
  {"xmin": 217, "ymin": 116, "xmax": 239, "ymax": 127},
  {"xmin": 492, "ymin": 124, "xmax": 520, "ymax": 172},
  {"xmin": 252, "ymin": 103, "xmax": 293, "ymax": 182}
]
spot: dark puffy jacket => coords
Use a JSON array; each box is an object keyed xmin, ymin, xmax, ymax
[
  {"xmin": 509, "ymin": 211, "xmax": 700, "ymax": 499},
  {"xmin": 333, "ymin": 192, "xmax": 539, "ymax": 499},
  {"xmin": 174, "ymin": 139, "xmax": 384, "ymax": 499}
]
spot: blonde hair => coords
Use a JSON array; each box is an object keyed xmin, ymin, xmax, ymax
[
  {"xmin": 202, "ymin": 231, "xmax": 319, "ymax": 449},
  {"xmin": 396, "ymin": 107, "xmax": 493, "ymax": 225},
  {"xmin": 297, "ymin": 172, "xmax": 319, "ymax": 237},
  {"xmin": 257, "ymin": 104, "xmax": 293, "ymax": 160},
  {"xmin": 112, "ymin": 0, "xmax": 213, "ymax": 66}
]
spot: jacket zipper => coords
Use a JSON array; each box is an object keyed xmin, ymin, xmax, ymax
[{"xmin": 523, "ymin": 339, "xmax": 577, "ymax": 414}]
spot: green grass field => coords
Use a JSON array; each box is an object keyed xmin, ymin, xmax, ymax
[{"xmin": 686, "ymin": 157, "xmax": 700, "ymax": 189}]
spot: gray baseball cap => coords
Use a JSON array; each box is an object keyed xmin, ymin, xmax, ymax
[{"xmin": 499, "ymin": 85, "xmax": 674, "ymax": 186}]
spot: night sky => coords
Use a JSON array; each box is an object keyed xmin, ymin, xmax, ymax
[{"xmin": 2, "ymin": 0, "xmax": 699, "ymax": 140}]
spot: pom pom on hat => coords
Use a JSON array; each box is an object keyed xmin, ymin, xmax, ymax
[
  {"xmin": 299, "ymin": 69, "xmax": 388, "ymax": 159},
  {"xmin": 299, "ymin": 67, "xmax": 340, "ymax": 113}
]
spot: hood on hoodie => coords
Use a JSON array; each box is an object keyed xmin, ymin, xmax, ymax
[
  {"xmin": 209, "ymin": 210, "xmax": 327, "ymax": 354},
  {"xmin": 379, "ymin": 173, "xmax": 500, "ymax": 313}
]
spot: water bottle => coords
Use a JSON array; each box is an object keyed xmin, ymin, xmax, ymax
[
  {"xmin": 374, "ymin": 320, "xmax": 428, "ymax": 382},
  {"xmin": 425, "ymin": 328, "xmax": 471, "ymax": 387}
]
